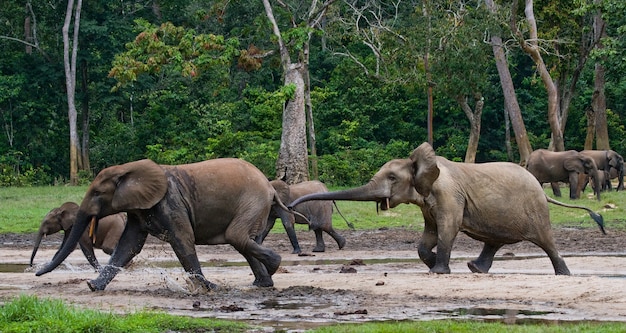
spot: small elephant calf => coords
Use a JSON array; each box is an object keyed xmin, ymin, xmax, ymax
[
  {"xmin": 258, "ymin": 180, "xmax": 346, "ymax": 254},
  {"xmin": 30, "ymin": 202, "xmax": 126, "ymax": 271}
]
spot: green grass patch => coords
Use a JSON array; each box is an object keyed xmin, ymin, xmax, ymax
[
  {"xmin": 311, "ymin": 320, "xmax": 626, "ymax": 333},
  {"xmin": 0, "ymin": 185, "xmax": 625, "ymax": 235},
  {"xmin": 0, "ymin": 295, "xmax": 248, "ymax": 333}
]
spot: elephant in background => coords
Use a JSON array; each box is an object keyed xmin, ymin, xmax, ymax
[
  {"xmin": 35, "ymin": 158, "xmax": 287, "ymax": 291},
  {"xmin": 257, "ymin": 180, "xmax": 347, "ymax": 254},
  {"xmin": 526, "ymin": 149, "xmax": 602, "ymax": 200},
  {"xmin": 290, "ymin": 142, "xmax": 604, "ymax": 275},
  {"xmin": 30, "ymin": 202, "xmax": 126, "ymax": 271},
  {"xmin": 579, "ymin": 150, "xmax": 624, "ymax": 191}
]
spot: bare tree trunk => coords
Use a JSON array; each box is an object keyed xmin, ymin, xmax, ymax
[
  {"xmin": 262, "ymin": 0, "xmax": 309, "ymax": 184},
  {"xmin": 456, "ymin": 94, "xmax": 484, "ymax": 163},
  {"xmin": 276, "ymin": 66, "xmax": 309, "ymax": 184},
  {"xmin": 485, "ymin": 0, "xmax": 533, "ymax": 166},
  {"xmin": 504, "ymin": 106, "xmax": 513, "ymax": 161},
  {"xmin": 63, "ymin": 0, "xmax": 82, "ymax": 185},
  {"xmin": 80, "ymin": 59, "xmax": 90, "ymax": 174},
  {"xmin": 584, "ymin": 103, "xmax": 595, "ymax": 149},
  {"xmin": 592, "ymin": 6, "xmax": 609, "ymax": 150},
  {"xmin": 513, "ymin": 0, "xmax": 563, "ymax": 152}
]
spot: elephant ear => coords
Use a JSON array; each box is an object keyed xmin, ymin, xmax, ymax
[
  {"xmin": 564, "ymin": 156, "xmax": 586, "ymax": 173},
  {"xmin": 111, "ymin": 159, "xmax": 168, "ymax": 211},
  {"xmin": 409, "ymin": 142, "xmax": 440, "ymax": 197},
  {"xmin": 58, "ymin": 202, "xmax": 79, "ymax": 230}
]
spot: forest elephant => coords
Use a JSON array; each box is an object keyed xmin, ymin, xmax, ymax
[
  {"xmin": 30, "ymin": 202, "xmax": 126, "ymax": 271},
  {"xmin": 579, "ymin": 150, "xmax": 624, "ymax": 192},
  {"xmin": 526, "ymin": 149, "xmax": 602, "ymax": 200},
  {"xmin": 257, "ymin": 180, "xmax": 347, "ymax": 254},
  {"xmin": 35, "ymin": 158, "xmax": 287, "ymax": 291},
  {"xmin": 289, "ymin": 142, "xmax": 605, "ymax": 276}
]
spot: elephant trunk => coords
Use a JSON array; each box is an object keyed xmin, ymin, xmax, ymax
[
  {"xmin": 29, "ymin": 231, "xmax": 45, "ymax": 267},
  {"xmin": 35, "ymin": 211, "xmax": 92, "ymax": 276},
  {"xmin": 289, "ymin": 182, "xmax": 388, "ymax": 209}
]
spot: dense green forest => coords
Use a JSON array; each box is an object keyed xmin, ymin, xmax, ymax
[{"xmin": 0, "ymin": 0, "xmax": 624, "ymax": 187}]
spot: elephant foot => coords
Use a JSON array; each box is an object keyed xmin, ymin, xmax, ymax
[
  {"xmin": 312, "ymin": 246, "xmax": 326, "ymax": 252},
  {"xmin": 291, "ymin": 249, "xmax": 302, "ymax": 255},
  {"xmin": 190, "ymin": 274, "xmax": 219, "ymax": 292},
  {"xmin": 253, "ymin": 277, "xmax": 274, "ymax": 287},
  {"xmin": 467, "ymin": 261, "xmax": 489, "ymax": 274},
  {"xmin": 336, "ymin": 237, "xmax": 346, "ymax": 250},
  {"xmin": 429, "ymin": 265, "xmax": 451, "ymax": 274},
  {"xmin": 87, "ymin": 279, "xmax": 107, "ymax": 291},
  {"xmin": 87, "ymin": 265, "xmax": 121, "ymax": 291}
]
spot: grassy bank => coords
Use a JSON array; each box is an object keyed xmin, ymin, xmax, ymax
[
  {"xmin": 1, "ymin": 296, "xmax": 624, "ymax": 333},
  {"xmin": 1, "ymin": 185, "xmax": 624, "ymax": 234}
]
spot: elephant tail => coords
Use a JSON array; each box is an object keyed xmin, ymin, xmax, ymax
[
  {"xmin": 332, "ymin": 201, "xmax": 355, "ymax": 230},
  {"xmin": 273, "ymin": 192, "xmax": 311, "ymax": 225},
  {"xmin": 546, "ymin": 196, "xmax": 606, "ymax": 234}
]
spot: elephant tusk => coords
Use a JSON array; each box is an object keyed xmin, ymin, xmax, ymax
[
  {"xmin": 386, "ymin": 197, "xmax": 390, "ymax": 209},
  {"xmin": 89, "ymin": 216, "xmax": 97, "ymax": 244}
]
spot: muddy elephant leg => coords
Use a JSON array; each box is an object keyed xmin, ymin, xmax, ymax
[
  {"xmin": 312, "ymin": 229, "xmax": 326, "ymax": 252},
  {"xmin": 229, "ymin": 236, "xmax": 281, "ymax": 287},
  {"xmin": 78, "ymin": 241, "xmax": 101, "ymax": 271},
  {"xmin": 534, "ymin": 240, "xmax": 570, "ymax": 275},
  {"xmin": 88, "ymin": 222, "xmax": 147, "ymax": 291},
  {"xmin": 325, "ymin": 228, "xmax": 346, "ymax": 250},
  {"xmin": 280, "ymin": 212, "xmax": 302, "ymax": 254},
  {"xmin": 550, "ymin": 182, "xmax": 562, "ymax": 197},
  {"xmin": 417, "ymin": 226, "xmax": 438, "ymax": 269},
  {"xmin": 467, "ymin": 243, "xmax": 502, "ymax": 273}
]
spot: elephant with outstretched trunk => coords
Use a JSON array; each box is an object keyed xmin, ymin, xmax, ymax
[
  {"xmin": 526, "ymin": 149, "xmax": 602, "ymax": 200},
  {"xmin": 35, "ymin": 158, "xmax": 289, "ymax": 291},
  {"xmin": 30, "ymin": 202, "xmax": 126, "ymax": 271},
  {"xmin": 289, "ymin": 143, "xmax": 605, "ymax": 275}
]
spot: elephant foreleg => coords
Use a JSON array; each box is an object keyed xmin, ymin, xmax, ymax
[
  {"xmin": 467, "ymin": 243, "xmax": 502, "ymax": 273},
  {"xmin": 88, "ymin": 222, "xmax": 147, "ymax": 291},
  {"xmin": 550, "ymin": 182, "xmax": 562, "ymax": 197},
  {"xmin": 280, "ymin": 213, "xmax": 302, "ymax": 254},
  {"xmin": 312, "ymin": 229, "xmax": 326, "ymax": 252},
  {"xmin": 168, "ymin": 233, "xmax": 217, "ymax": 291},
  {"xmin": 78, "ymin": 242, "xmax": 101, "ymax": 271},
  {"xmin": 417, "ymin": 228, "xmax": 438, "ymax": 269}
]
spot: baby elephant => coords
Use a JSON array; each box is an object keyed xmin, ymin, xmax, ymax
[
  {"xmin": 30, "ymin": 202, "xmax": 126, "ymax": 271},
  {"xmin": 258, "ymin": 180, "xmax": 346, "ymax": 254}
]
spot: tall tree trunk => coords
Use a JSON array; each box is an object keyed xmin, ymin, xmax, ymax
[
  {"xmin": 514, "ymin": 0, "xmax": 563, "ymax": 152},
  {"xmin": 456, "ymin": 94, "xmax": 484, "ymax": 163},
  {"xmin": 80, "ymin": 59, "xmax": 90, "ymax": 173},
  {"xmin": 276, "ymin": 65, "xmax": 309, "ymax": 184},
  {"xmin": 63, "ymin": 0, "xmax": 82, "ymax": 185},
  {"xmin": 592, "ymin": 5, "xmax": 609, "ymax": 150},
  {"xmin": 485, "ymin": 0, "xmax": 533, "ymax": 166},
  {"xmin": 262, "ymin": 0, "xmax": 309, "ymax": 184}
]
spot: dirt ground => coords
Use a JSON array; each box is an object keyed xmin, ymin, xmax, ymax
[{"xmin": 1, "ymin": 225, "xmax": 626, "ymax": 331}]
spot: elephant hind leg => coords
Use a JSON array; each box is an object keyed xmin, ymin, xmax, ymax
[
  {"xmin": 325, "ymin": 229, "xmax": 346, "ymax": 250},
  {"xmin": 467, "ymin": 243, "xmax": 502, "ymax": 273},
  {"xmin": 536, "ymin": 242, "xmax": 570, "ymax": 275}
]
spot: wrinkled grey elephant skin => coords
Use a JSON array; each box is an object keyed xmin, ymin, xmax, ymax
[
  {"xmin": 35, "ymin": 158, "xmax": 284, "ymax": 291},
  {"xmin": 30, "ymin": 201, "xmax": 126, "ymax": 271},
  {"xmin": 290, "ymin": 142, "xmax": 604, "ymax": 276}
]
